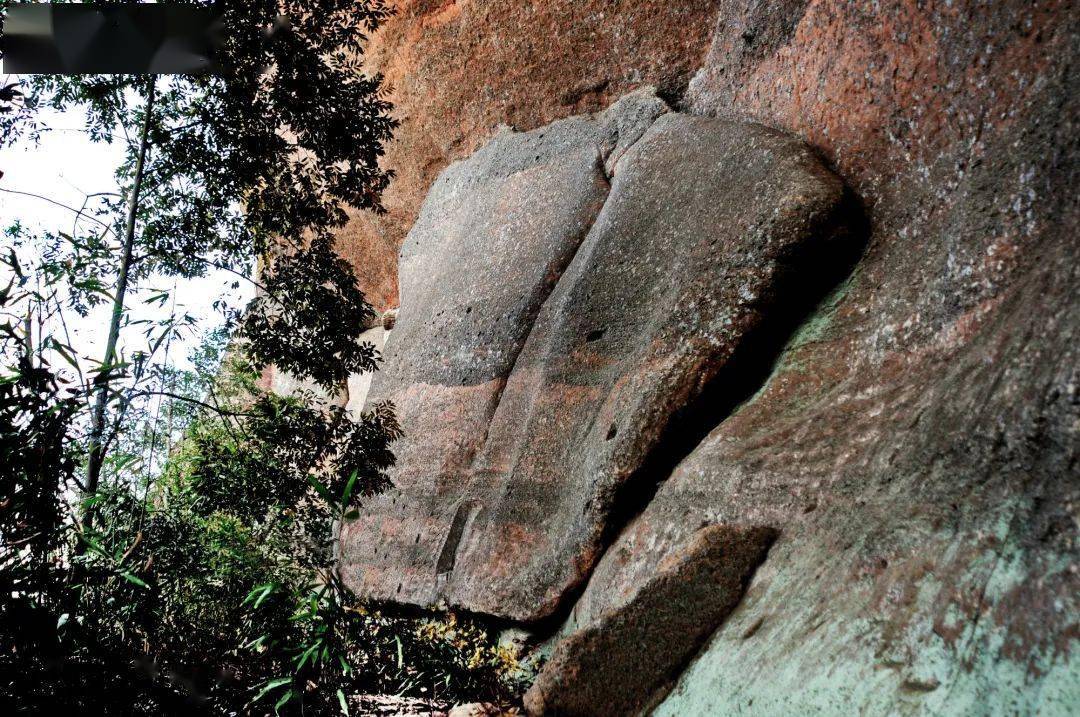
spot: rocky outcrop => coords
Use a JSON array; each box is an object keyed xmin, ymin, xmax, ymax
[
  {"xmin": 332, "ymin": 0, "xmax": 722, "ymax": 312},
  {"xmin": 331, "ymin": 1, "xmax": 1077, "ymax": 713},
  {"xmin": 339, "ymin": 91, "xmax": 860, "ymax": 625},
  {"xmin": 524, "ymin": 525, "xmax": 777, "ymax": 716}
]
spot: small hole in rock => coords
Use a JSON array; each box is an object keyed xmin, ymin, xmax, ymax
[
  {"xmin": 606, "ymin": 424, "xmax": 617, "ymax": 440},
  {"xmin": 586, "ymin": 328, "xmax": 606, "ymax": 343}
]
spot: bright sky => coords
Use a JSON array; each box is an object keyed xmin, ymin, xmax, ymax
[{"xmin": 0, "ymin": 75, "xmax": 253, "ymax": 376}]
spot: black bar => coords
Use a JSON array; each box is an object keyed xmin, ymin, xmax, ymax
[{"xmin": 2, "ymin": 4, "xmax": 223, "ymax": 74}]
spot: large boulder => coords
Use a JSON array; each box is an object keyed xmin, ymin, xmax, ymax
[
  {"xmin": 339, "ymin": 91, "xmax": 858, "ymax": 623},
  {"xmin": 339, "ymin": 90, "xmax": 667, "ymax": 610}
]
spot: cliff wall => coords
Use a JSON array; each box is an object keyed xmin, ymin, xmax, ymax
[{"xmin": 328, "ymin": 2, "xmax": 1077, "ymax": 713}]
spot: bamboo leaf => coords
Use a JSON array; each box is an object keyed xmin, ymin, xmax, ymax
[
  {"xmin": 252, "ymin": 677, "xmax": 291, "ymax": 703},
  {"xmin": 340, "ymin": 469, "xmax": 358, "ymax": 506},
  {"xmin": 274, "ymin": 689, "xmax": 294, "ymax": 713},
  {"xmin": 307, "ymin": 474, "xmax": 335, "ymax": 508},
  {"xmin": 120, "ymin": 571, "xmax": 148, "ymax": 588}
]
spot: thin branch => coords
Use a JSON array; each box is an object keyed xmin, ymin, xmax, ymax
[
  {"xmin": 131, "ymin": 389, "xmax": 257, "ymax": 418},
  {"xmin": 50, "ymin": 289, "xmax": 94, "ymax": 415},
  {"xmin": 109, "ymin": 87, "xmax": 135, "ymax": 147},
  {"xmin": 193, "ymin": 255, "xmax": 266, "ymax": 292},
  {"xmin": 206, "ymin": 383, "xmax": 246, "ymax": 441},
  {"xmin": 0, "ymin": 187, "xmax": 117, "ymax": 236},
  {"xmin": 38, "ymin": 125, "xmax": 133, "ymax": 147},
  {"xmin": 99, "ymin": 315, "xmax": 196, "ymax": 456},
  {"xmin": 69, "ymin": 192, "xmax": 119, "ymax": 245},
  {"xmin": 1, "ymin": 531, "xmax": 44, "ymax": 549},
  {"xmin": 138, "ymin": 277, "xmax": 178, "ymax": 530}
]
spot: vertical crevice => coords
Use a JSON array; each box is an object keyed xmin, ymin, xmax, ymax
[
  {"xmin": 436, "ymin": 499, "xmax": 482, "ymax": 576},
  {"xmin": 600, "ymin": 187, "xmax": 869, "ymax": 554},
  {"xmin": 531, "ymin": 187, "xmax": 870, "ymax": 635}
]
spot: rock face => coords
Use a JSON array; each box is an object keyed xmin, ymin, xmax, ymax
[
  {"xmin": 340, "ymin": 91, "xmax": 859, "ymax": 624},
  {"xmin": 332, "ymin": 0, "xmax": 722, "ymax": 311},
  {"xmin": 524, "ymin": 525, "xmax": 778, "ymax": 716},
  {"xmin": 332, "ymin": 1, "xmax": 1077, "ymax": 713}
]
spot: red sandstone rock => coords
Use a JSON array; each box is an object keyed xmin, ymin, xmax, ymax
[
  {"xmin": 334, "ymin": 1, "xmax": 1078, "ymax": 713},
  {"xmin": 523, "ymin": 524, "xmax": 777, "ymax": 716},
  {"xmin": 333, "ymin": 0, "xmax": 722, "ymax": 311},
  {"xmin": 567, "ymin": 3, "xmax": 1080, "ymax": 713}
]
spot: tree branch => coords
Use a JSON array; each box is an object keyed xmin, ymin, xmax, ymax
[
  {"xmin": 131, "ymin": 389, "xmax": 256, "ymax": 418},
  {"xmin": 0, "ymin": 187, "xmax": 116, "ymax": 236}
]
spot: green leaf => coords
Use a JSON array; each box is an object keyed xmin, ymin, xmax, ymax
[
  {"xmin": 7, "ymin": 248, "xmax": 23, "ymax": 279},
  {"xmin": 296, "ymin": 642, "xmax": 319, "ymax": 670},
  {"xmin": 244, "ymin": 582, "xmax": 275, "ymax": 609},
  {"xmin": 120, "ymin": 571, "xmax": 148, "ymax": 588},
  {"xmin": 254, "ymin": 585, "xmax": 275, "ymax": 609},
  {"xmin": 81, "ymin": 494, "xmax": 105, "ymax": 509},
  {"xmin": 244, "ymin": 634, "xmax": 268, "ymax": 650},
  {"xmin": 109, "ymin": 452, "xmax": 142, "ymax": 476},
  {"xmin": 337, "ymin": 688, "xmax": 349, "ymax": 715},
  {"xmin": 307, "ymin": 475, "xmax": 335, "ymax": 508},
  {"xmin": 78, "ymin": 533, "xmax": 107, "ymax": 557},
  {"xmin": 49, "ymin": 338, "xmax": 81, "ymax": 373},
  {"xmin": 252, "ymin": 677, "xmax": 291, "ymax": 704},
  {"xmin": 340, "ymin": 469, "xmax": 358, "ymax": 507},
  {"xmin": 274, "ymin": 689, "xmax": 294, "ymax": 713}
]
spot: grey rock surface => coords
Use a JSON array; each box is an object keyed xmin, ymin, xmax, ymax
[
  {"xmin": 340, "ymin": 91, "xmax": 669, "ymax": 610},
  {"xmin": 340, "ymin": 91, "xmax": 856, "ymax": 623}
]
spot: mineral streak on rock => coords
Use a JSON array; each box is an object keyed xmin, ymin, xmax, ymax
[
  {"xmin": 524, "ymin": 525, "xmax": 777, "ymax": 717},
  {"xmin": 339, "ymin": 90, "xmax": 856, "ymax": 624}
]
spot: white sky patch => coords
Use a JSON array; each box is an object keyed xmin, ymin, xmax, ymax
[{"xmin": 0, "ymin": 83, "xmax": 254, "ymax": 377}]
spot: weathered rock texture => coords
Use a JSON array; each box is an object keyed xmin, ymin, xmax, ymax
[
  {"xmin": 524, "ymin": 525, "xmax": 777, "ymax": 716},
  {"xmin": 340, "ymin": 92, "xmax": 858, "ymax": 624},
  {"xmin": 333, "ymin": 1, "xmax": 1078, "ymax": 714},
  {"xmin": 603, "ymin": 3, "xmax": 1078, "ymax": 714},
  {"xmin": 333, "ymin": 0, "xmax": 722, "ymax": 311}
]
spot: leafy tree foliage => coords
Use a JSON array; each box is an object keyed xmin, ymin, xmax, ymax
[
  {"xmin": 1, "ymin": 0, "xmax": 399, "ymax": 520},
  {"xmin": 243, "ymin": 237, "xmax": 380, "ymax": 389},
  {"xmin": 0, "ymin": 287, "xmax": 79, "ymax": 635},
  {"xmin": 0, "ymin": 1, "xmax": 534, "ymax": 713}
]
